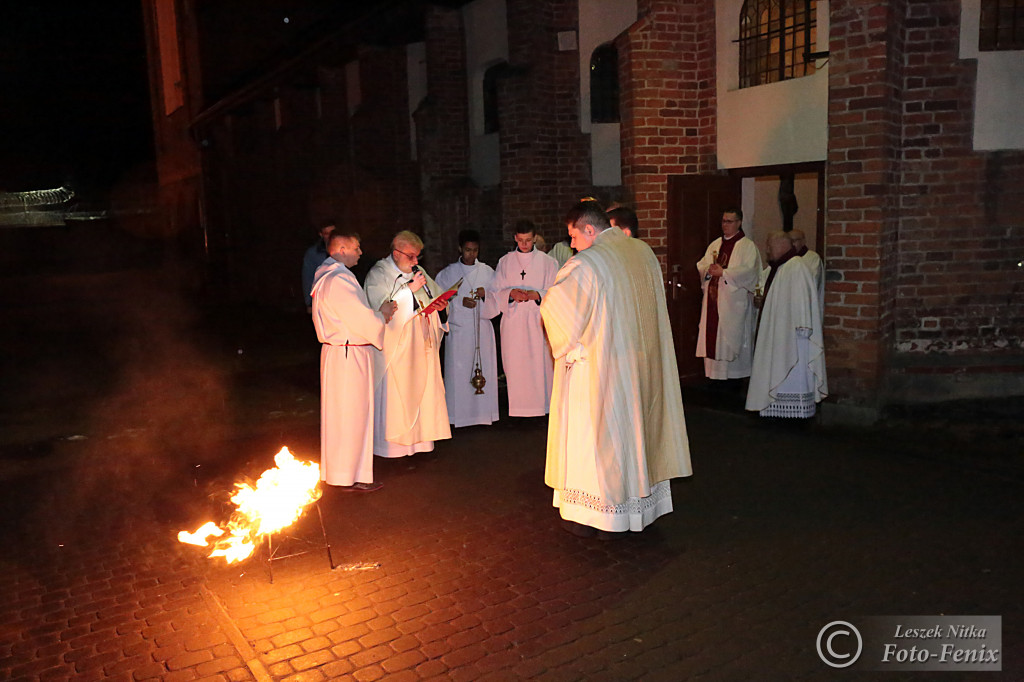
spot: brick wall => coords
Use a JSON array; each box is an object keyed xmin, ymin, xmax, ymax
[
  {"xmin": 619, "ymin": 0, "xmax": 718, "ymax": 267},
  {"xmin": 827, "ymin": 0, "xmax": 1024, "ymax": 405},
  {"xmin": 417, "ymin": 6, "xmax": 478, "ymax": 273},
  {"xmin": 498, "ymin": 0, "xmax": 594, "ymax": 246},
  {"xmin": 893, "ymin": 0, "xmax": 1024, "ymax": 361},
  {"xmin": 824, "ymin": 0, "xmax": 906, "ymax": 403},
  {"xmin": 197, "ymin": 41, "xmax": 424, "ymax": 304}
]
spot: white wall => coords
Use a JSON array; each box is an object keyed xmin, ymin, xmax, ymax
[
  {"xmin": 463, "ymin": 0, "xmax": 509, "ymax": 187},
  {"xmin": 959, "ymin": 0, "xmax": 1024, "ymax": 150},
  {"xmin": 716, "ymin": 0, "xmax": 829, "ymax": 169}
]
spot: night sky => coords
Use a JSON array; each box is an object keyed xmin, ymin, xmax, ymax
[{"xmin": 0, "ymin": 3, "xmax": 154, "ymax": 196}]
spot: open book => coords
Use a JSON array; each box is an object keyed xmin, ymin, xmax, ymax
[{"xmin": 418, "ymin": 277, "xmax": 462, "ymax": 316}]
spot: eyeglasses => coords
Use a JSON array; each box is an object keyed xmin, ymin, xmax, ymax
[{"xmin": 393, "ymin": 247, "xmax": 420, "ymax": 262}]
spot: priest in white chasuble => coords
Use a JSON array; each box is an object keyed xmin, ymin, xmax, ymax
[
  {"xmin": 746, "ymin": 231, "xmax": 828, "ymax": 418},
  {"xmin": 311, "ymin": 231, "xmax": 397, "ymax": 490},
  {"xmin": 491, "ymin": 220, "xmax": 558, "ymax": 417},
  {"xmin": 435, "ymin": 229, "xmax": 500, "ymax": 428},
  {"xmin": 364, "ymin": 231, "xmax": 451, "ymax": 457},
  {"xmin": 540, "ymin": 201, "xmax": 692, "ymax": 537},
  {"xmin": 696, "ymin": 208, "xmax": 763, "ymax": 380}
]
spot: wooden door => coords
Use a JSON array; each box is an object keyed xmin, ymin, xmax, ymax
[{"xmin": 665, "ymin": 175, "xmax": 742, "ymax": 382}]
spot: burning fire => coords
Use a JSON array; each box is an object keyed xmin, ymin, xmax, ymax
[{"xmin": 178, "ymin": 446, "xmax": 322, "ymax": 563}]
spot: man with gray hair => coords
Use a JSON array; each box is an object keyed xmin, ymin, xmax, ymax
[
  {"xmin": 540, "ymin": 201, "xmax": 692, "ymax": 538},
  {"xmin": 746, "ymin": 231, "xmax": 828, "ymax": 418},
  {"xmin": 364, "ymin": 231, "xmax": 451, "ymax": 458},
  {"xmin": 789, "ymin": 228, "xmax": 824, "ymax": 323}
]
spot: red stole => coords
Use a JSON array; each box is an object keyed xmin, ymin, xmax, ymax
[{"xmin": 704, "ymin": 230, "xmax": 745, "ymax": 360}]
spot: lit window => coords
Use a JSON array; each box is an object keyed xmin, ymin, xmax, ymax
[
  {"xmin": 979, "ymin": 0, "xmax": 1024, "ymax": 51},
  {"xmin": 590, "ymin": 44, "xmax": 619, "ymax": 124},
  {"xmin": 739, "ymin": 0, "xmax": 817, "ymax": 89}
]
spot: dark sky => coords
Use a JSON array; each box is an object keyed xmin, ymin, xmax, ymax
[{"xmin": 0, "ymin": 3, "xmax": 154, "ymax": 195}]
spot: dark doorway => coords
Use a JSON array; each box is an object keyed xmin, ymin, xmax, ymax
[{"xmin": 666, "ymin": 175, "xmax": 742, "ymax": 382}]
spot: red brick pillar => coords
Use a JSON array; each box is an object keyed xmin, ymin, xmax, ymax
[
  {"xmin": 619, "ymin": 0, "xmax": 717, "ymax": 268},
  {"xmin": 418, "ymin": 6, "xmax": 473, "ymax": 268},
  {"xmin": 499, "ymin": 0, "xmax": 591, "ymax": 239},
  {"xmin": 824, "ymin": 0, "xmax": 907, "ymax": 410}
]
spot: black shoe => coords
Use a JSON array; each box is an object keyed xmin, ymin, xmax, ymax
[{"xmin": 345, "ymin": 481, "xmax": 382, "ymax": 492}]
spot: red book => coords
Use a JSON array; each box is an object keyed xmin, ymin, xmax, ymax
[{"xmin": 418, "ymin": 277, "xmax": 462, "ymax": 316}]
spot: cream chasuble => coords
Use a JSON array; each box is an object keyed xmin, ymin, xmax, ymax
[
  {"xmin": 745, "ymin": 257, "xmax": 828, "ymax": 417},
  {"xmin": 435, "ymin": 260, "xmax": 500, "ymax": 427},
  {"xmin": 364, "ymin": 256, "xmax": 451, "ymax": 456},
  {"xmin": 799, "ymin": 249, "xmax": 826, "ymax": 325},
  {"xmin": 311, "ymin": 259, "xmax": 387, "ymax": 485},
  {"xmin": 540, "ymin": 228, "xmax": 692, "ymax": 532},
  {"xmin": 491, "ymin": 248, "xmax": 558, "ymax": 416},
  {"xmin": 696, "ymin": 236, "xmax": 762, "ymax": 379}
]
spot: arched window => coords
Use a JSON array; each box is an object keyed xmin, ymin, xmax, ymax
[
  {"xmin": 980, "ymin": 0, "xmax": 1024, "ymax": 51},
  {"xmin": 590, "ymin": 43, "xmax": 619, "ymax": 124},
  {"xmin": 483, "ymin": 63, "xmax": 502, "ymax": 134},
  {"xmin": 739, "ymin": 0, "xmax": 817, "ymax": 89}
]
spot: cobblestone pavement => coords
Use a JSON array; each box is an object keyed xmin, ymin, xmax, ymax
[
  {"xmin": 0, "ymin": 296, "xmax": 1021, "ymax": 681},
  {"xmin": 1, "ymin": 389, "xmax": 1021, "ymax": 681}
]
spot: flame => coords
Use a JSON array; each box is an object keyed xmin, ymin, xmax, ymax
[{"xmin": 178, "ymin": 447, "xmax": 322, "ymax": 563}]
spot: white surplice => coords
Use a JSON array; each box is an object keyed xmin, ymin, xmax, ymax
[
  {"xmin": 745, "ymin": 256, "xmax": 828, "ymax": 417},
  {"xmin": 695, "ymin": 235, "xmax": 762, "ymax": 379},
  {"xmin": 435, "ymin": 260, "xmax": 500, "ymax": 427},
  {"xmin": 364, "ymin": 256, "xmax": 451, "ymax": 457},
  {"xmin": 540, "ymin": 228, "xmax": 692, "ymax": 532},
  {"xmin": 491, "ymin": 248, "xmax": 558, "ymax": 416},
  {"xmin": 311, "ymin": 259, "xmax": 387, "ymax": 485}
]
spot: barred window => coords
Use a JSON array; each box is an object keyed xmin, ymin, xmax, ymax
[
  {"xmin": 739, "ymin": 0, "xmax": 817, "ymax": 89},
  {"xmin": 590, "ymin": 44, "xmax": 620, "ymax": 123},
  {"xmin": 980, "ymin": 0, "xmax": 1024, "ymax": 50}
]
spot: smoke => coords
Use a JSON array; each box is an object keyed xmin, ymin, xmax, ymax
[{"xmin": 11, "ymin": 235, "xmax": 233, "ymax": 548}]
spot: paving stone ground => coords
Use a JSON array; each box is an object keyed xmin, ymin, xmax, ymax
[{"xmin": 1, "ymin": 303, "xmax": 1021, "ymax": 681}]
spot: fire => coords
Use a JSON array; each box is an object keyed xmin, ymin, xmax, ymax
[{"xmin": 178, "ymin": 446, "xmax": 322, "ymax": 564}]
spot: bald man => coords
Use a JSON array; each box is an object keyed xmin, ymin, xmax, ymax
[{"xmin": 746, "ymin": 231, "xmax": 827, "ymax": 418}]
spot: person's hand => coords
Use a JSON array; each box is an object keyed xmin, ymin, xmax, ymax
[
  {"xmin": 409, "ymin": 270, "xmax": 426, "ymax": 292},
  {"xmin": 475, "ymin": 287, "xmax": 486, "ymax": 301},
  {"xmin": 708, "ymin": 264, "xmax": 724, "ymax": 277},
  {"xmin": 462, "ymin": 296, "xmax": 477, "ymax": 309},
  {"xmin": 436, "ymin": 299, "xmax": 449, "ymax": 312},
  {"xmin": 380, "ymin": 300, "xmax": 398, "ymax": 322},
  {"xmin": 527, "ymin": 290, "xmax": 540, "ymax": 302}
]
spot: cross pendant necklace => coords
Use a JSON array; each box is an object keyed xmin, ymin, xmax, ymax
[{"xmin": 520, "ymin": 269, "xmax": 526, "ymax": 280}]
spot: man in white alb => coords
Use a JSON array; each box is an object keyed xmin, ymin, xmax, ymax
[
  {"xmin": 491, "ymin": 220, "xmax": 558, "ymax": 417},
  {"xmin": 311, "ymin": 231, "xmax": 396, "ymax": 490},
  {"xmin": 435, "ymin": 229, "xmax": 500, "ymax": 427},
  {"xmin": 696, "ymin": 208, "xmax": 763, "ymax": 381},
  {"xmin": 540, "ymin": 201, "xmax": 692, "ymax": 537},
  {"xmin": 364, "ymin": 231, "xmax": 451, "ymax": 457}
]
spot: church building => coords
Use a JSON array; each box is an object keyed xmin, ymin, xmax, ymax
[{"xmin": 142, "ymin": 0, "xmax": 1024, "ymax": 421}]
